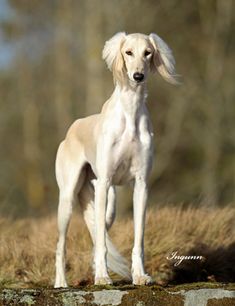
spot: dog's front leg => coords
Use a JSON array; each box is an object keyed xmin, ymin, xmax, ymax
[
  {"xmin": 94, "ymin": 178, "xmax": 113, "ymax": 285},
  {"xmin": 132, "ymin": 177, "xmax": 152, "ymax": 285}
]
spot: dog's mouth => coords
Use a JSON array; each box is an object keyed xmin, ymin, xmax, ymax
[
  {"xmin": 135, "ymin": 79, "xmax": 145, "ymax": 84},
  {"xmin": 132, "ymin": 78, "xmax": 146, "ymax": 85},
  {"xmin": 127, "ymin": 79, "xmax": 144, "ymax": 86}
]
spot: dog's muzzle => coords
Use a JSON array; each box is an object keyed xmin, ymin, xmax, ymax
[{"xmin": 133, "ymin": 72, "xmax": 144, "ymax": 83}]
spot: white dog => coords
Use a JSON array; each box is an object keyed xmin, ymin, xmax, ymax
[{"xmin": 54, "ymin": 32, "xmax": 178, "ymax": 287}]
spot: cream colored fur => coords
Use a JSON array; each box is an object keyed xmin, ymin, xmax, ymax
[{"xmin": 54, "ymin": 32, "xmax": 178, "ymax": 287}]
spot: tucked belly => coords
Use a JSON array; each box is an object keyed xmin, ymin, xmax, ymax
[{"xmin": 111, "ymin": 157, "xmax": 135, "ymax": 185}]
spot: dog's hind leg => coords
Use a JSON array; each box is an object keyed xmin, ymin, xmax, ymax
[
  {"xmin": 105, "ymin": 186, "xmax": 116, "ymax": 230},
  {"xmin": 83, "ymin": 181, "xmax": 116, "ymax": 231},
  {"xmin": 54, "ymin": 141, "xmax": 86, "ymax": 288},
  {"xmin": 79, "ymin": 181, "xmax": 130, "ymax": 282}
]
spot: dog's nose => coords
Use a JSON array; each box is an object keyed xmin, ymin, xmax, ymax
[{"xmin": 133, "ymin": 72, "xmax": 144, "ymax": 82}]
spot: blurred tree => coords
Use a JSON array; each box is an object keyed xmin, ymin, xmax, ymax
[
  {"xmin": 17, "ymin": 57, "xmax": 44, "ymax": 209},
  {"xmin": 84, "ymin": 0, "xmax": 104, "ymax": 114},
  {"xmin": 198, "ymin": 0, "xmax": 233, "ymax": 205},
  {"xmin": 0, "ymin": 0, "xmax": 234, "ymax": 217},
  {"xmin": 53, "ymin": 0, "xmax": 73, "ymax": 140}
]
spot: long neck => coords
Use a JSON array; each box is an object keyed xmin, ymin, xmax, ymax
[
  {"xmin": 115, "ymin": 81, "xmax": 147, "ymax": 110},
  {"xmin": 113, "ymin": 82, "xmax": 147, "ymax": 133}
]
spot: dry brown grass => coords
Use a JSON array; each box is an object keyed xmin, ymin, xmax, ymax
[{"xmin": 0, "ymin": 205, "xmax": 235, "ymax": 288}]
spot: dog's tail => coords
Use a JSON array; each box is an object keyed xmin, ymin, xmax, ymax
[{"xmin": 83, "ymin": 201, "xmax": 131, "ymax": 280}]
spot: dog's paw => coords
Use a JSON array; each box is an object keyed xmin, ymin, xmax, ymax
[
  {"xmin": 54, "ymin": 280, "xmax": 68, "ymax": 288},
  {"xmin": 132, "ymin": 274, "xmax": 153, "ymax": 285},
  {"xmin": 95, "ymin": 276, "xmax": 113, "ymax": 285}
]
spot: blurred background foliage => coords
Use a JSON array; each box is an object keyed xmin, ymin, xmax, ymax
[{"xmin": 0, "ymin": 0, "xmax": 234, "ymax": 217}]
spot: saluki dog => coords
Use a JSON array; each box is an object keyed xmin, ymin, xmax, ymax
[{"xmin": 55, "ymin": 32, "xmax": 178, "ymax": 287}]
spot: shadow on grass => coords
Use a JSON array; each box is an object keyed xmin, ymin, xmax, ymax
[
  {"xmin": 169, "ymin": 242, "xmax": 235, "ymax": 284},
  {"xmin": 73, "ymin": 243, "xmax": 235, "ymax": 288}
]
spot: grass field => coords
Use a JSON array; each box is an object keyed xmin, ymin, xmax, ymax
[{"xmin": 0, "ymin": 205, "xmax": 235, "ymax": 288}]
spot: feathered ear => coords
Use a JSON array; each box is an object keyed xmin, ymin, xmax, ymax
[
  {"xmin": 102, "ymin": 32, "xmax": 126, "ymax": 70},
  {"xmin": 149, "ymin": 33, "xmax": 179, "ymax": 85}
]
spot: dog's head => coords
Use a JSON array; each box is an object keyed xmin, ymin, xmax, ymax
[{"xmin": 103, "ymin": 32, "xmax": 179, "ymax": 86}]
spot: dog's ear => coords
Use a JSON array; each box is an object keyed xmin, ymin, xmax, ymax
[
  {"xmin": 149, "ymin": 33, "xmax": 179, "ymax": 85},
  {"xmin": 102, "ymin": 32, "xmax": 126, "ymax": 70}
]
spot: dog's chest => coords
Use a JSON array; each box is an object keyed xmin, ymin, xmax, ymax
[
  {"xmin": 98, "ymin": 88, "xmax": 152, "ymax": 185},
  {"xmin": 110, "ymin": 134, "xmax": 138, "ymax": 185},
  {"xmin": 108, "ymin": 117, "xmax": 149, "ymax": 185}
]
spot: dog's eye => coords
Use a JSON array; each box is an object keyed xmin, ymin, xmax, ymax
[
  {"xmin": 144, "ymin": 50, "xmax": 151, "ymax": 57},
  {"xmin": 125, "ymin": 50, "xmax": 133, "ymax": 56}
]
